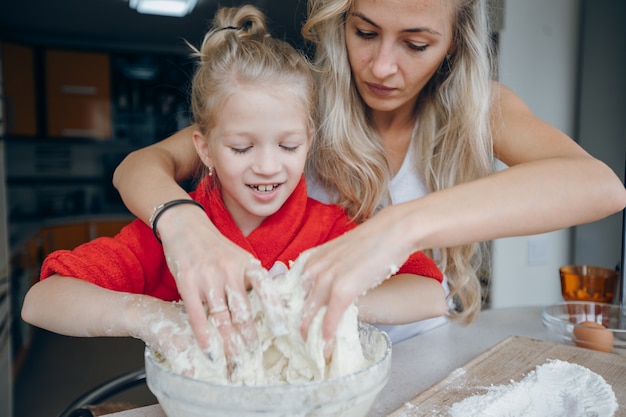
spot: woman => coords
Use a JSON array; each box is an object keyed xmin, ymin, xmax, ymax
[{"xmin": 113, "ymin": 0, "xmax": 626, "ymax": 352}]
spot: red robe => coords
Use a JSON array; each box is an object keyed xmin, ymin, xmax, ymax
[{"xmin": 41, "ymin": 176, "xmax": 442, "ymax": 300}]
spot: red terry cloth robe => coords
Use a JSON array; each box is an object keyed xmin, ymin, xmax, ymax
[{"xmin": 40, "ymin": 176, "xmax": 442, "ymax": 301}]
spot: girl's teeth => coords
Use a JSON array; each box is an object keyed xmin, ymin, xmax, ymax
[{"xmin": 255, "ymin": 184, "xmax": 277, "ymax": 192}]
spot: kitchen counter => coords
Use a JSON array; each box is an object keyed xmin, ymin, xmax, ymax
[{"xmin": 101, "ymin": 306, "xmax": 555, "ymax": 417}]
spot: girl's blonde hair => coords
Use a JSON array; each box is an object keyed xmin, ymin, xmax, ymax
[
  {"xmin": 302, "ymin": 0, "xmax": 497, "ymax": 324},
  {"xmin": 189, "ymin": 5, "xmax": 317, "ymax": 140}
]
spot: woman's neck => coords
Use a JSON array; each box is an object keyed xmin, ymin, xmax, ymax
[{"xmin": 371, "ymin": 109, "xmax": 416, "ymax": 174}]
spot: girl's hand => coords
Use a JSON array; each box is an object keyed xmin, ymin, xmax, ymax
[
  {"xmin": 131, "ymin": 298, "xmax": 227, "ymax": 378},
  {"xmin": 131, "ymin": 298, "xmax": 198, "ymax": 363},
  {"xmin": 156, "ymin": 205, "xmax": 286, "ymax": 357}
]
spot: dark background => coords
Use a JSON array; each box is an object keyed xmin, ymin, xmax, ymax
[{"xmin": 0, "ymin": 0, "xmax": 308, "ymax": 52}]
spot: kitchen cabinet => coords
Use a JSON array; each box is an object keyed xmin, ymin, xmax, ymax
[
  {"xmin": 34, "ymin": 218, "xmax": 133, "ymax": 260},
  {"xmin": 37, "ymin": 219, "xmax": 131, "ymax": 253},
  {"xmin": 91, "ymin": 219, "xmax": 132, "ymax": 238},
  {"xmin": 1, "ymin": 42, "xmax": 37, "ymax": 136},
  {"xmin": 45, "ymin": 49, "xmax": 112, "ymax": 139},
  {"xmin": 40, "ymin": 223, "xmax": 90, "ymax": 254},
  {"xmin": 2, "ymin": 42, "xmax": 190, "ymax": 144}
]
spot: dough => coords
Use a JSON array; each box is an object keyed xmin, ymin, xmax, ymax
[{"xmin": 156, "ymin": 253, "xmax": 370, "ymax": 385}]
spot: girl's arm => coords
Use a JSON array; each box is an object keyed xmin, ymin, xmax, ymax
[
  {"xmin": 22, "ymin": 275, "xmax": 213, "ymax": 371},
  {"xmin": 300, "ymin": 83, "xmax": 626, "ymax": 344},
  {"xmin": 357, "ymin": 274, "xmax": 447, "ymax": 325},
  {"xmin": 21, "ymin": 275, "xmax": 190, "ymax": 346}
]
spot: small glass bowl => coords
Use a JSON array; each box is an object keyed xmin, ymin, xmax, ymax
[{"xmin": 541, "ymin": 301, "xmax": 626, "ymax": 355}]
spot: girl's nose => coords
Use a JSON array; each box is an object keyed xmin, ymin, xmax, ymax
[{"xmin": 252, "ymin": 150, "xmax": 281, "ymax": 175}]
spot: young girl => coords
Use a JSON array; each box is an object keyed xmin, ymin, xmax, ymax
[
  {"xmin": 21, "ymin": 5, "xmax": 445, "ymax": 366},
  {"xmin": 111, "ymin": 0, "xmax": 626, "ymax": 351}
]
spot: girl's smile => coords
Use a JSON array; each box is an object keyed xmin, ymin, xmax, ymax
[{"xmin": 248, "ymin": 183, "xmax": 280, "ymax": 193}]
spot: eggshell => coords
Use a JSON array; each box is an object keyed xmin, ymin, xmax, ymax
[{"xmin": 573, "ymin": 321, "xmax": 614, "ymax": 353}]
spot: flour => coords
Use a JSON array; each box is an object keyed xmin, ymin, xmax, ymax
[
  {"xmin": 449, "ymin": 359, "xmax": 618, "ymax": 417},
  {"xmin": 156, "ymin": 252, "xmax": 370, "ymax": 385}
]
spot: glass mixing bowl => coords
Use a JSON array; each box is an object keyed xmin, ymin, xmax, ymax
[{"xmin": 145, "ymin": 322, "xmax": 392, "ymax": 417}]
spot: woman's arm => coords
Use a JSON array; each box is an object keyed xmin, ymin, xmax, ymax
[
  {"xmin": 113, "ymin": 124, "xmax": 202, "ymax": 224},
  {"xmin": 300, "ymin": 82, "xmax": 626, "ymax": 343},
  {"xmin": 357, "ymin": 274, "xmax": 447, "ymax": 325}
]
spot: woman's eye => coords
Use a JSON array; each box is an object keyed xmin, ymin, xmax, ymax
[
  {"xmin": 407, "ymin": 42, "xmax": 428, "ymax": 52},
  {"xmin": 355, "ymin": 28, "xmax": 376, "ymax": 40}
]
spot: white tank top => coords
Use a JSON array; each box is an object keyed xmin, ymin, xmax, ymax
[{"xmin": 307, "ymin": 151, "xmax": 450, "ymax": 344}]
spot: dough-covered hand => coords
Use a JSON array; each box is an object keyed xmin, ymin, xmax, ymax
[
  {"xmin": 132, "ymin": 298, "xmax": 231, "ymax": 379},
  {"xmin": 299, "ymin": 209, "xmax": 412, "ymax": 357},
  {"xmin": 156, "ymin": 206, "xmax": 287, "ymax": 357},
  {"xmin": 130, "ymin": 298, "xmax": 204, "ymax": 375},
  {"xmin": 156, "ymin": 207, "xmax": 260, "ymax": 357}
]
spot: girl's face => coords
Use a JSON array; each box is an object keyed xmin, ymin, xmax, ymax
[
  {"xmin": 193, "ymin": 85, "xmax": 311, "ymax": 235},
  {"xmin": 345, "ymin": 0, "xmax": 455, "ymax": 116}
]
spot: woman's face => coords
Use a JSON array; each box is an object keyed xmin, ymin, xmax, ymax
[{"xmin": 345, "ymin": 0, "xmax": 455, "ymax": 115}]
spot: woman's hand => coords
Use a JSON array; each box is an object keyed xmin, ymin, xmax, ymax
[
  {"xmin": 156, "ymin": 205, "xmax": 286, "ymax": 357},
  {"xmin": 299, "ymin": 205, "xmax": 414, "ymax": 357}
]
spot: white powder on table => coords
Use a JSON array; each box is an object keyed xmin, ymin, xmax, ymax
[{"xmin": 449, "ymin": 359, "xmax": 618, "ymax": 417}]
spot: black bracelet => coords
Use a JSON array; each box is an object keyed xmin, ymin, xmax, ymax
[{"xmin": 149, "ymin": 199, "xmax": 204, "ymax": 242}]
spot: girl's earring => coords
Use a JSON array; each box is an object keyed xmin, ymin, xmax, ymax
[{"xmin": 208, "ymin": 166, "xmax": 214, "ymax": 176}]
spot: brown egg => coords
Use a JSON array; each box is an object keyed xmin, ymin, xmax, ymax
[{"xmin": 573, "ymin": 321, "xmax": 614, "ymax": 353}]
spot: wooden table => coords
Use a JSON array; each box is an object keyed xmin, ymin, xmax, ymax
[
  {"xmin": 103, "ymin": 306, "xmax": 625, "ymax": 417},
  {"xmin": 369, "ymin": 305, "xmax": 550, "ymax": 416}
]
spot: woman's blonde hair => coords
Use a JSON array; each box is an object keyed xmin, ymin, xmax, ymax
[
  {"xmin": 189, "ymin": 5, "xmax": 317, "ymax": 140},
  {"xmin": 302, "ymin": 0, "xmax": 497, "ymax": 324}
]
